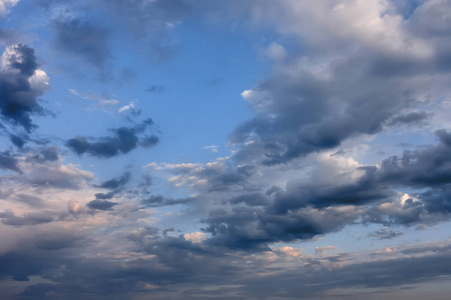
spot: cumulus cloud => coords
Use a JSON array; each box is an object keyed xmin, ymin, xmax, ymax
[
  {"xmin": 225, "ymin": 0, "xmax": 451, "ymax": 166},
  {"xmin": 0, "ymin": 44, "xmax": 50, "ymax": 132}
]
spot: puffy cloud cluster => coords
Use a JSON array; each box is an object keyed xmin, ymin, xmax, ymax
[
  {"xmin": 0, "ymin": 44, "xmax": 50, "ymax": 132},
  {"xmin": 229, "ymin": 0, "xmax": 451, "ymax": 165}
]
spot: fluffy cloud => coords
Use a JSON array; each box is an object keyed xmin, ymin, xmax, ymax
[
  {"xmin": 227, "ymin": 0, "xmax": 451, "ymax": 166},
  {"xmin": 0, "ymin": 44, "xmax": 50, "ymax": 132}
]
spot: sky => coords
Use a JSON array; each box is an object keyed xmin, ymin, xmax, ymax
[{"xmin": 1, "ymin": 0, "xmax": 451, "ymax": 299}]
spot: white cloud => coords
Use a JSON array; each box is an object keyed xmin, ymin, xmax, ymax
[
  {"xmin": 118, "ymin": 101, "xmax": 135, "ymax": 113},
  {"xmin": 203, "ymin": 145, "xmax": 218, "ymax": 153},
  {"xmin": 69, "ymin": 89, "xmax": 120, "ymax": 107},
  {"xmin": 0, "ymin": 0, "xmax": 18, "ymax": 18},
  {"xmin": 29, "ymin": 69, "xmax": 50, "ymax": 93},
  {"xmin": 265, "ymin": 42, "xmax": 286, "ymax": 60}
]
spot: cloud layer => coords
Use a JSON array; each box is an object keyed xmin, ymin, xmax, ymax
[{"xmin": 2, "ymin": 0, "xmax": 451, "ymax": 299}]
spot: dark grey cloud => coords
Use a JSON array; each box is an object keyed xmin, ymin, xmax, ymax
[
  {"xmin": 0, "ymin": 150, "xmax": 21, "ymax": 172},
  {"xmin": 86, "ymin": 191, "xmax": 119, "ymax": 210},
  {"xmin": 375, "ymin": 130, "xmax": 451, "ymax": 188},
  {"xmin": 202, "ymin": 205, "xmax": 359, "ymax": 250},
  {"xmin": 14, "ymin": 194, "xmax": 46, "ymax": 208},
  {"xmin": 198, "ymin": 129, "xmax": 451, "ymax": 249},
  {"xmin": 25, "ymin": 146, "xmax": 59, "ymax": 163},
  {"xmin": 239, "ymin": 243, "xmax": 451, "ymax": 300},
  {"xmin": 86, "ymin": 199, "xmax": 118, "ymax": 211},
  {"xmin": 3, "ymin": 231, "xmax": 448, "ymax": 300},
  {"xmin": 140, "ymin": 135, "xmax": 160, "ymax": 148},
  {"xmin": 66, "ymin": 119, "xmax": 159, "ymax": 158},
  {"xmin": 94, "ymin": 192, "xmax": 115, "ymax": 200},
  {"xmin": 100, "ymin": 0, "xmax": 191, "ymax": 61},
  {"xmin": 0, "ymin": 211, "xmax": 55, "ymax": 226},
  {"xmin": 230, "ymin": 69, "xmax": 416, "ymax": 166},
  {"xmin": 52, "ymin": 18, "xmax": 111, "ymax": 71},
  {"xmin": 103, "ymin": 0, "xmax": 191, "ymax": 24},
  {"xmin": 387, "ymin": 111, "xmax": 431, "ymax": 127},
  {"xmin": 96, "ymin": 172, "xmax": 131, "ymax": 190},
  {"xmin": 9, "ymin": 134, "xmax": 26, "ymax": 148},
  {"xmin": 202, "ymin": 164, "xmax": 254, "ymax": 192},
  {"xmin": 228, "ymin": 193, "xmax": 269, "ymax": 206},
  {"xmin": 0, "ymin": 44, "xmax": 49, "ymax": 132},
  {"xmin": 140, "ymin": 195, "xmax": 191, "ymax": 208}
]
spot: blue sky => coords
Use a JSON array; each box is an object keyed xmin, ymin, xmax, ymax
[{"xmin": 1, "ymin": 0, "xmax": 451, "ymax": 299}]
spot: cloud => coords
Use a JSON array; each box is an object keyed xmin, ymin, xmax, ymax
[
  {"xmin": 3, "ymin": 2, "xmax": 451, "ymax": 299},
  {"xmin": 183, "ymin": 232, "xmax": 207, "ymax": 243},
  {"xmin": 0, "ymin": 28, "xmax": 21, "ymax": 45},
  {"xmin": 160, "ymin": 128, "xmax": 451, "ymax": 249},
  {"xmin": 369, "ymin": 227, "xmax": 403, "ymax": 240},
  {"xmin": 9, "ymin": 134, "xmax": 26, "ymax": 148},
  {"xmin": 140, "ymin": 194, "xmax": 191, "ymax": 208},
  {"xmin": 96, "ymin": 171, "xmax": 131, "ymax": 190},
  {"xmin": 387, "ymin": 111, "xmax": 431, "ymax": 127},
  {"xmin": 0, "ymin": 44, "xmax": 50, "ymax": 132},
  {"xmin": 68, "ymin": 89, "xmax": 119, "ymax": 107},
  {"xmin": 14, "ymin": 194, "xmax": 46, "ymax": 208},
  {"xmin": 52, "ymin": 18, "xmax": 111, "ymax": 72},
  {"xmin": 0, "ymin": 211, "xmax": 55, "ymax": 226},
  {"xmin": 203, "ymin": 145, "xmax": 218, "ymax": 153},
  {"xmin": 0, "ymin": 150, "xmax": 20, "ymax": 172},
  {"xmin": 66, "ymin": 119, "xmax": 159, "ymax": 158},
  {"xmin": 16, "ymin": 153, "xmax": 94, "ymax": 189},
  {"xmin": 25, "ymin": 146, "xmax": 59, "ymax": 163},
  {"xmin": 99, "ymin": 0, "xmax": 192, "ymax": 61},
  {"xmin": 0, "ymin": 0, "xmax": 19, "ymax": 17},
  {"xmin": 118, "ymin": 101, "xmax": 136, "ymax": 113},
  {"xmin": 224, "ymin": 0, "xmax": 451, "ymax": 166},
  {"xmin": 146, "ymin": 85, "xmax": 166, "ymax": 93},
  {"xmin": 87, "ymin": 189, "xmax": 119, "ymax": 211},
  {"xmin": 86, "ymin": 199, "xmax": 118, "ymax": 211}
]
